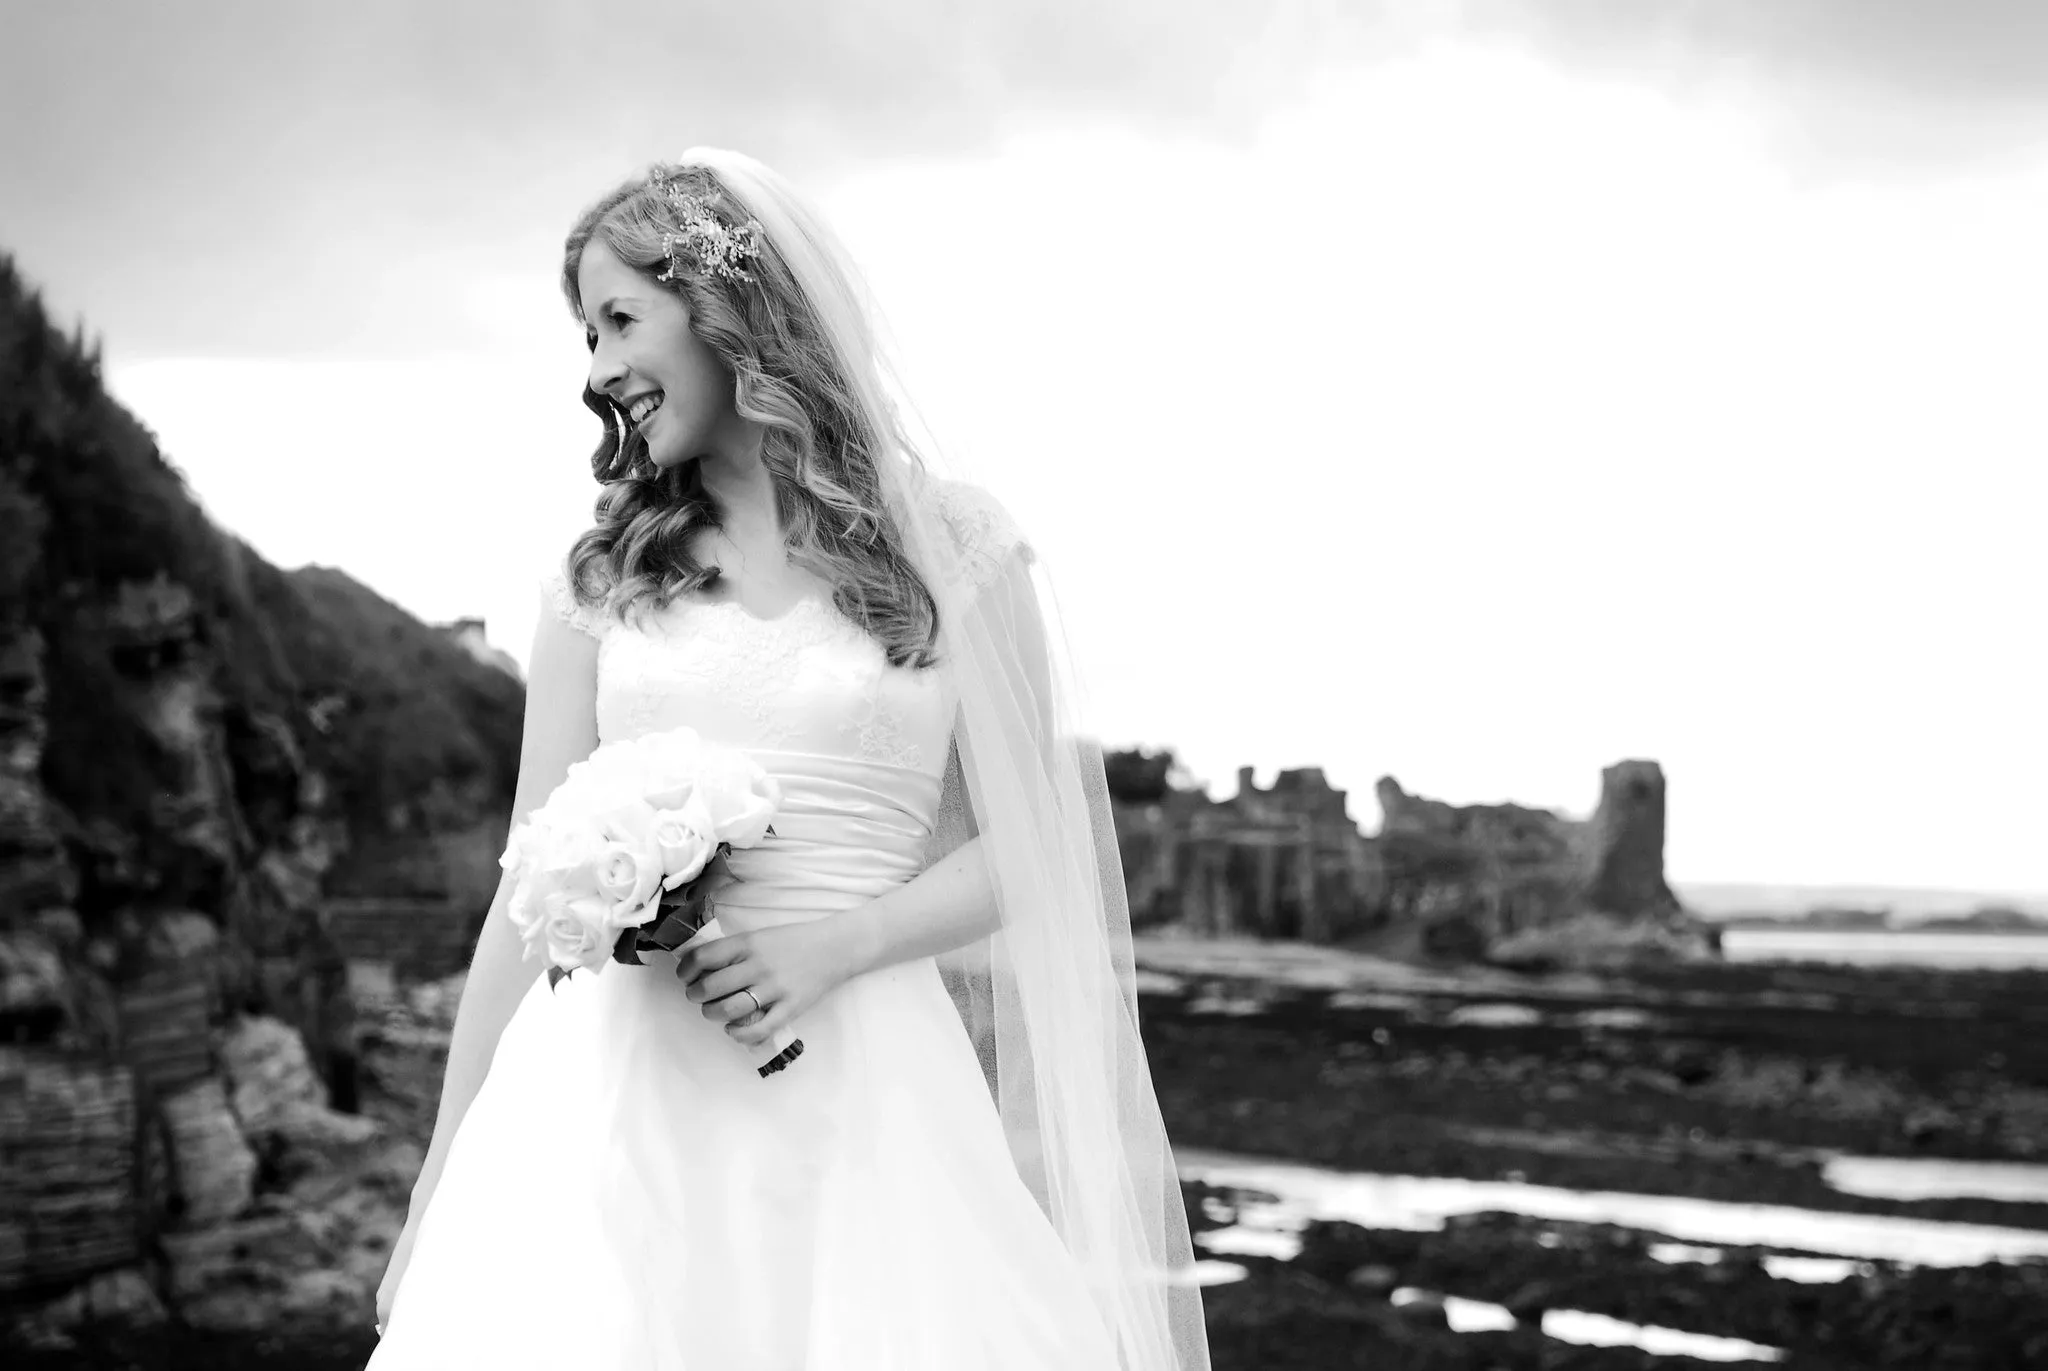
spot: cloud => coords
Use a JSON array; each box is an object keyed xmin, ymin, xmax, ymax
[
  {"xmin": 0, "ymin": 0, "xmax": 1382, "ymax": 357},
  {"xmin": 1468, "ymin": 0, "xmax": 2048, "ymax": 175},
  {"xmin": 74, "ymin": 37, "xmax": 2048, "ymax": 890},
  {"xmin": 15, "ymin": 0, "xmax": 2043, "ymax": 358}
]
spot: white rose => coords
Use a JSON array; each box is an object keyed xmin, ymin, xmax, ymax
[
  {"xmin": 526, "ymin": 818, "xmax": 610, "ymax": 888},
  {"xmin": 501, "ymin": 808, "xmax": 565, "ymax": 869},
  {"xmin": 539, "ymin": 889, "xmax": 614, "ymax": 973},
  {"xmin": 587, "ymin": 803, "xmax": 666, "ymax": 928},
  {"xmin": 506, "ymin": 878, "xmax": 546, "ymax": 956},
  {"xmin": 594, "ymin": 836, "xmax": 664, "ymax": 928},
  {"xmin": 692, "ymin": 751, "xmax": 782, "ymax": 848},
  {"xmin": 651, "ymin": 798, "xmax": 718, "ymax": 889},
  {"xmin": 506, "ymin": 817, "xmax": 607, "ymax": 939}
]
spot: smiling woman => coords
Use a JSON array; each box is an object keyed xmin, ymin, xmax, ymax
[
  {"xmin": 361, "ymin": 149, "xmax": 1212, "ymax": 1371},
  {"xmin": 553, "ymin": 161, "xmax": 947, "ymax": 670},
  {"xmin": 577, "ymin": 246, "xmax": 739, "ymax": 477}
]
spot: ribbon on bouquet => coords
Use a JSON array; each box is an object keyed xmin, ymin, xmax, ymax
[{"xmin": 609, "ymin": 864, "xmax": 805, "ymax": 1078}]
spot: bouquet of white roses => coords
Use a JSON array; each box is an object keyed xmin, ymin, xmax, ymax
[{"xmin": 497, "ymin": 725, "xmax": 803, "ymax": 1076}]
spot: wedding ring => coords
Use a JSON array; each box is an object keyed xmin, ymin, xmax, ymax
[{"xmin": 740, "ymin": 988, "xmax": 763, "ymax": 1018}]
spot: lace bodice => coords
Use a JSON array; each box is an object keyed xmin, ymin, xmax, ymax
[{"xmin": 539, "ymin": 475, "xmax": 1026, "ymax": 785}]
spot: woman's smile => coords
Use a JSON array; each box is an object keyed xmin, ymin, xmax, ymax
[{"xmin": 627, "ymin": 391, "xmax": 664, "ymax": 426}]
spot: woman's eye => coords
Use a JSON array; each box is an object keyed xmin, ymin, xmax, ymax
[{"xmin": 609, "ymin": 312, "xmax": 632, "ymax": 329}]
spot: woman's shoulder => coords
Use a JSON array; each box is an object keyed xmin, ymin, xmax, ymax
[
  {"xmin": 539, "ymin": 540, "xmax": 608, "ymax": 640},
  {"xmin": 915, "ymin": 474, "xmax": 1033, "ymax": 591}
]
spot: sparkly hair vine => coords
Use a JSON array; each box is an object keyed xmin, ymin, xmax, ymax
[{"xmin": 648, "ymin": 167, "xmax": 765, "ymax": 285}]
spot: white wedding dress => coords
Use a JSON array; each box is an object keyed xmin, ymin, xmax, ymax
[{"xmin": 368, "ymin": 483, "xmax": 1121, "ymax": 1369}]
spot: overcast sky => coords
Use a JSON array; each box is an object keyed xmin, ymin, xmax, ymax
[{"xmin": 4, "ymin": 0, "xmax": 2044, "ymax": 896}]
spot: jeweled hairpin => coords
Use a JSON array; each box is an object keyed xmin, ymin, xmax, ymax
[{"xmin": 647, "ymin": 169, "xmax": 764, "ymax": 284}]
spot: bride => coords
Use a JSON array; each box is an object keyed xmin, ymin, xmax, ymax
[{"xmin": 366, "ymin": 148, "xmax": 1211, "ymax": 1369}]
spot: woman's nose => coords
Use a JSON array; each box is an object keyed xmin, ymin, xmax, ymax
[{"xmin": 588, "ymin": 342, "xmax": 625, "ymax": 398}]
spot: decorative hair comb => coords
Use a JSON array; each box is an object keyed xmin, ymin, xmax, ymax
[{"xmin": 648, "ymin": 167, "xmax": 764, "ymax": 285}]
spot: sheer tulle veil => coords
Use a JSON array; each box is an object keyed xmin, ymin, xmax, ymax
[{"xmin": 670, "ymin": 147, "xmax": 1210, "ymax": 1369}]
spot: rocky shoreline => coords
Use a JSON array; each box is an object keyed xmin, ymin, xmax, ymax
[
  {"xmin": 1141, "ymin": 936, "xmax": 2048, "ymax": 1368},
  {"xmin": 9, "ymin": 944, "xmax": 2046, "ymax": 1369}
]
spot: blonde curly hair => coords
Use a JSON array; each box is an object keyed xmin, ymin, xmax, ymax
[{"xmin": 559, "ymin": 159, "xmax": 943, "ymax": 670}]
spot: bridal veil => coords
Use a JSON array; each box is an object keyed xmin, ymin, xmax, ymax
[{"xmin": 664, "ymin": 147, "xmax": 1210, "ymax": 1370}]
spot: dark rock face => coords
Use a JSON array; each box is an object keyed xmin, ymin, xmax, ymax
[
  {"xmin": 0, "ymin": 257, "xmax": 522, "ymax": 1339},
  {"xmin": 0, "ymin": 1048, "xmax": 150, "ymax": 1287}
]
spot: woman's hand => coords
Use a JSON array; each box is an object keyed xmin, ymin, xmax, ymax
[{"xmin": 675, "ymin": 917, "xmax": 869, "ymax": 1049}]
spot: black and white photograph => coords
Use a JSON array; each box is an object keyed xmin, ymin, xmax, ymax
[{"xmin": 2, "ymin": 3, "xmax": 2045, "ymax": 1368}]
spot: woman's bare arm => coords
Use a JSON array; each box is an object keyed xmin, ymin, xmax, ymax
[
  {"xmin": 833, "ymin": 545, "xmax": 1049, "ymax": 979},
  {"xmin": 407, "ymin": 593, "xmax": 599, "ymax": 1214},
  {"xmin": 834, "ymin": 832, "xmax": 999, "ymax": 977}
]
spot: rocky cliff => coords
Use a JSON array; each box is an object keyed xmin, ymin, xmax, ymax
[{"xmin": 0, "ymin": 257, "xmax": 522, "ymax": 1346}]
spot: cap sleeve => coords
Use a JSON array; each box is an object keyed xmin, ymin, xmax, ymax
[
  {"xmin": 925, "ymin": 477, "xmax": 1033, "ymax": 595},
  {"xmin": 540, "ymin": 558, "xmax": 606, "ymax": 640}
]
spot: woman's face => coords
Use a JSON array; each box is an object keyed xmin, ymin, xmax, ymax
[{"xmin": 578, "ymin": 238, "xmax": 736, "ymax": 471}]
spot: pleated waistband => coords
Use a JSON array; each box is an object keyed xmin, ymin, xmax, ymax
[{"xmin": 709, "ymin": 750, "xmax": 945, "ymax": 917}]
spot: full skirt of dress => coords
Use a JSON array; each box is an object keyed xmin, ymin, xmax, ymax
[{"xmin": 367, "ymin": 926, "xmax": 1121, "ymax": 1370}]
